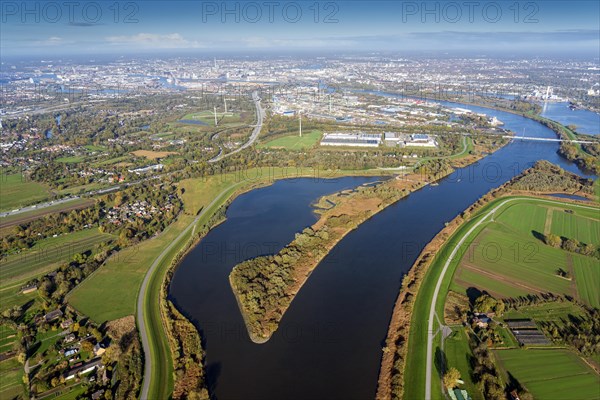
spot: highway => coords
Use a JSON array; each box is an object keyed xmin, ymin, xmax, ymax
[{"xmin": 209, "ymin": 91, "xmax": 264, "ymax": 163}]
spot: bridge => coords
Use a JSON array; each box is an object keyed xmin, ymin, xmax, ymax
[{"xmin": 502, "ymin": 135, "xmax": 595, "ymax": 144}]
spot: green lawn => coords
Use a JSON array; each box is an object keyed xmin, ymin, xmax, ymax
[
  {"xmin": 494, "ymin": 348, "xmax": 600, "ymax": 399},
  {"xmin": 258, "ymin": 130, "xmax": 322, "ymax": 150},
  {"xmin": 444, "ymin": 328, "xmax": 482, "ymax": 400},
  {"xmin": 0, "ymin": 229, "xmax": 115, "ymax": 290},
  {"xmin": 0, "ymin": 172, "xmax": 50, "ymax": 212}
]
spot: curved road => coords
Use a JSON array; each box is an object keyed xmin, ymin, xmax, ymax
[
  {"xmin": 138, "ymin": 92, "xmax": 264, "ymax": 398},
  {"xmin": 209, "ymin": 91, "xmax": 264, "ymax": 163},
  {"xmin": 424, "ymin": 197, "xmax": 598, "ymax": 399}
]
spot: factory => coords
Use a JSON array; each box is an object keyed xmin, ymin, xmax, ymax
[
  {"xmin": 320, "ymin": 132, "xmax": 382, "ymax": 147},
  {"xmin": 384, "ymin": 132, "xmax": 438, "ymax": 148}
]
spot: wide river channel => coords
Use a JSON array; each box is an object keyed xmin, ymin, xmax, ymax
[{"xmin": 169, "ymin": 97, "xmax": 597, "ymax": 400}]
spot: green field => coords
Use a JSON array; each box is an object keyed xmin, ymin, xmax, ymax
[
  {"xmin": 403, "ymin": 197, "xmax": 600, "ymax": 400},
  {"xmin": 551, "ymin": 210, "xmax": 600, "ymax": 245},
  {"xmin": 495, "ymin": 349, "xmax": 600, "ymax": 399},
  {"xmin": 0, "ymin": 172, "xmax": 50, "ymax": 212},
  {"xmin": 180, "ymin": 110, "xmax": 243, "ymax": 127},
  {"xmin": 0, "ymin": 229, "xmax": 115, "ymax": 291},
  {"xmin": 0, "ymin": 324, "xmax": 17, "ymax": 354},
  {"xmin": 452, "ymin": 201, "xmax": 599, "ymax": 305},
  {"xmin": 84, "ymin": 145, "xmax": 107, "ymax": 152},
  {"xmin": 0, "ymin": 358, "xmax": 24, "ymax": 399},
  {"xmin": 503, "ymin": 301, "xmax": 586, "ymax": 327},
  {"xmin": 258, "ymin": 130, "xmax": 322, "ymax": 150},
  {"xmin": 573, "ymin": 255, "xmax": 600, "ymax": 308},
  {"xmin": 66, "ymin": 218, "xmax": 192, "ymax": 324},
  {"xmin": 443, "ymin": 328, "xmax": 482, "ymax": 400},
  {"xmin": 55, "ymin": 156, "xmax": 85, "ymax": 164}
]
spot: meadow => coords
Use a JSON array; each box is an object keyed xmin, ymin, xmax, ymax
[
  {"xmin": 0, "ymin": 357, "xmax": 23, "ymax": 399},
  {"xmin": 494, "ymin": 348, "xmax": 600, "ymax": 399},
  {"xmin": 0, "ymin": 172, "xmax": 50, "ymax": 211},
  {"xmin": 452, "ymin": 201, "xmax": 599, "ymax": 306},
  {"xmin": 0, "ymin": 229, "xmax": 115, "ymax": 291},
  {"xmin": 258, "ymin": 130, "xmax": 322, "ymax": 150}
]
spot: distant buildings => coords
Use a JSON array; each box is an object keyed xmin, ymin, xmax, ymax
[
  {"xmin": 320, "ymin": 132, "xmax": 382, "ymax": 147},
  {"xmin": 128, "ymin": 164, "xmax": 164, "ymax": 175},
  {"xmin": 385, "ymin": 132, "xmax": 438, "ymax": 148}
]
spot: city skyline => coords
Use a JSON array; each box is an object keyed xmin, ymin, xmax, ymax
[{"xmin": 1, "ymin": 1, "xmax": 599, "ymax": 57}]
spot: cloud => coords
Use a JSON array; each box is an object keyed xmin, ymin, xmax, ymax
[{"xmin": 105, "ymin": 33, "xmax": 204, "ymax": 48}]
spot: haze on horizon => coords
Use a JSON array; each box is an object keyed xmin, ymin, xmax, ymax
[{"xmin": 1, "ymin": 0, "xmax": 599, "ymax": 59}]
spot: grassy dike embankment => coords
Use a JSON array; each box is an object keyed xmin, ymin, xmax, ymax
[
  {"xmin": 142, "ymin": 134, "xmax": 509, "ymax": 397},
  {"xmin": 376, "ymin": 163, "xmax": 596, "ymax": 400},
  {"xmin": 141, "ymin": 167, "xmax": 401, "ymax": 398}
]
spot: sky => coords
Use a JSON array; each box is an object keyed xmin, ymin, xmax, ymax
[{"xmin": 1, "ymin": 1, "xmax": 599, "ymax": 58}]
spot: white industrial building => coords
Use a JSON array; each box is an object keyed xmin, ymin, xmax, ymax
[
  {"xmin": 384, "ymin": 132, "xmax": 438, "ymax": 148},
  {"xmin": 320, "ymin": 132, "xmax": 382, "ymax": 147}
]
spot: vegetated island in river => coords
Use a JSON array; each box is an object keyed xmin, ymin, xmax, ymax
[
  {"xmin": 228, "ymin": 160, "xmax": 457, "ymax": 343},
  {"xmin": 228, "ymin": 133, "xmax": 512, "ymax": 343}
]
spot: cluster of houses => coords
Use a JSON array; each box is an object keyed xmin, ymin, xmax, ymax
[{"xmin": 105, "ymin": 199, "xmax": 174, "ymax": 225}]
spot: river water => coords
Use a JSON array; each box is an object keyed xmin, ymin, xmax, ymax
[
  {"xmin": 541, "ymin": 102, "xmax": 600, "ymax": 136},
  {"xmin": 169, "ymin": 97, "xmax": 595, "ymax": 400}
]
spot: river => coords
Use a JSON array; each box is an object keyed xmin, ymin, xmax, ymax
[
  {"xmin": 169, "ymin": 97, "xmax": 595, "ymax": 400},
  {"xmin": 540, "ymin": 101, "xmax": 600, "ymax": 136}
]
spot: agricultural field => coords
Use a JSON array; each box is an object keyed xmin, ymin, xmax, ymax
[
  {"xmin": 67, "ymin": 215, "xmax": 194, "ymax": 323},
  {"xmin": 0, "ymin": 172, "xmax": 50, "ymax": 212},
  {"xmin": 0, "ymin": 229, "xmax": 115, "ymax": 291},
  {"xmin": 503, "ymin": 301, "xmax": 587, "ymax": 327},
  {"xmin": 131, "ymin": 150, "xmax": 178, "ymax": 160},
  {"xmin": 0, "ymin": 357, "xmax": 24, "ymax": 399},
  {"xmin": 573, "ymin": 255, "xmax": 600, "ymax": 308},
  {"xmin": 179, "ymin": 110, "xmax": 243, "ymax": 127},
  {"xmin": 0, "ymin": 324, "xmax": 17, "ymax": 354},
  {"xmin": 258, "ymin": 130, "xmax": 322, "ymax": 150},
  {"xmin": 452, "ymin": 201, "xmax": 599, "ymax": 306},
  {"xmin": 494, "ymin": 348, "xmax": 600, "ymax": 399},
  {"xmin": 55, "ymin": 156, "xmax": 86, "ymax": 164}
]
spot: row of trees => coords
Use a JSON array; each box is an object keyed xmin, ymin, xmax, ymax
[{"xmin": 543, "ymin": 233, "xmax": 599, "ymax": 258}]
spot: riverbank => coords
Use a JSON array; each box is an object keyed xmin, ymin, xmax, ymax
[
  {"xmin": 376, "ymin": 161, "xmax": 596, "ymax": 400},
  {"xmin": 229, "ymin": 172, "xmax": 435, "ymax": 343},
  {"xmin": 228, "ymin": 136, "xmax": 511, "ymax": 343}
]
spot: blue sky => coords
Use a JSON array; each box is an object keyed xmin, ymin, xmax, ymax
[{"xmin": 1, "ymin": 1, "xmax": 599, "ymax": 57}]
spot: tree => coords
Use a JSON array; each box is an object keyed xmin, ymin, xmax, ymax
[
  {"xmin": 544, "ymin": 233, "xmax": 561, "ymax": 248},
  {"xmin": 443, "ymin": 367, "xmax": 461, "ymax": 389}
]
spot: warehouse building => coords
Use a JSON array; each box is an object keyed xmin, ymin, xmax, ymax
[{"xmin": 321, "ymin": 132, "xmax": 382, "ymax": 147}]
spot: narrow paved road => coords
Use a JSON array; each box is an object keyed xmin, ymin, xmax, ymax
[
  {"xmin": 424, "ymin": 197, "xmax": 598, "ymax": 399},
  {"xmin": 138, "ymin": 108, "xmax": 264, "ymax": 397},
  {"xmin": 209, "ymin": 91, "xmax": 264, "ymax": 163}
]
